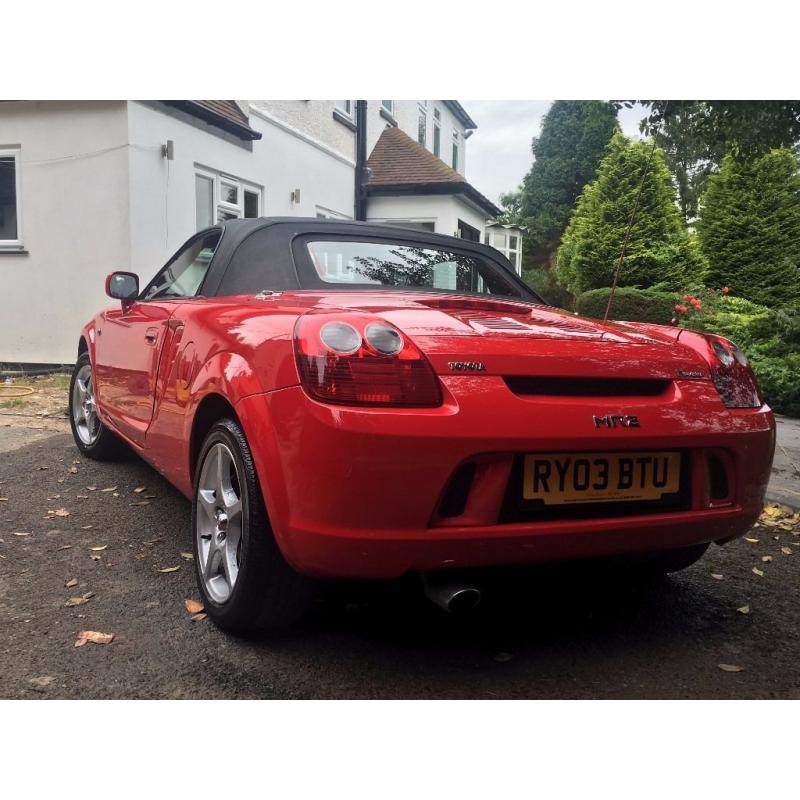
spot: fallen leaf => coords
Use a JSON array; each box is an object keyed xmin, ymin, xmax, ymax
[
  {"xmin": 76, "ymin": 495, "xmax": 88, "ymax": 499},
  {"xmin": 744, "ymin": 537, "xmax": 759, "ymax": 543},
  {"xmin": 68, "ymin": 465, "xmax": 78, "ymax": 474},
  {"xmin": 100, "ymin": 486, "xmax": 117, "ymax": 493},
  {"xmin": 781, "ymin": 546, "xmax": 793, "ymax": 555},
  {"xmin": 180, "ymin": 551, "xmax": 193, "ymax": 561},
  {"xmin": 82, "ymin": 591, "xmax": 96, "ymax": 600},
  {"xmin": 185, "ymin": 598, "xmax": 204, "ymax": 614},
  {"xmin": 81, "ymin": 525, "xmax": 93, "ymax": 530},
  {"xmin": 64, "ymin": 578, "xmax": 78, "ymax": 588},
  {"xmin": 46, "ymin": 508, "xmax": 69, "ymax": 517},
  {"xmin": 158, "ymin": 566, "xmax": 180, "ymax": 573},
  {"xmin": 144, "ymin": 538, "xmax": 162, "ymax": 545},
  {"xmin": 112, "ymin": 493, "xmax": 119, "ymax": 497},
  {"xmin": 58, "ymin": 544, "xmax": 72, "ymax": 551},
  {"xmin": 74, "ymin": 630, "xmax": 114, "ymax": 647},
  {"xmin": 710, "ymin": 573, "xmax": 723, "ymax": 580},
  {"xmin": 133, "ymin": 487, "xmax": 146, "ymax": 494},
  {"xmin": 0, "ymin": 498, "xmax": 8, "ymax": 502},
  {"xmin": 761, "ymin": 555, "xmax": 773, "ymax": 563},
  {"xmin": 752, "ymin": 567, "xmax": 764, "ymax": 577},
  {"xmin": 89, "ymin": 545, "xmax": 107, "ymax": 552},
  {"xmin": 130, "ymin": 501, "xmax": 150, "ymax": 506},
  {"xmin": 718, "ymin": 663, "xmax": 745, "ymax": 673},
  {"xmin": 143, "ymin": 495, "xmax": 157, "ymax": 499},
  {"xmin": 737, "ymin": 605, "xmax": 750, "ymax": 615},
  {"xmin": 28, "ymin": 676, "xmax": 55, "ymax": 688},
  {"xmin": 13, "ymin": 531, "xmax": 31, "ymax": 537},
  {"xmin": 87, "ymin": 486, "xmax": 97, "ymax": 491},
  {"xmin": 493, "ymin": 652, "xmax": 514, "ymax": 663},
  {"xmin": 191, "ymin": 612, "xmax": 207, "ymax": 622},
  {"xmin": 65, "ymin": 596, "xmax": 88, "ymax": 607}
]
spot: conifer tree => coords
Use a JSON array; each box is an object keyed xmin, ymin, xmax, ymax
[
  {"xmin": 697, "ymin": 149, "xmax": 800, "ymax": 307},
  {"xmin": 556, "ymin": 131, "xmax": 705, "ymax": 300}
]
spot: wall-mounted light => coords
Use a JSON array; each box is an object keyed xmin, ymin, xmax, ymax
[
  {"xmin": 161, "ymin": 140, "xmax": 174, "ymax": 160},
  {"xmin": 291, "ymin": 188, "xmax": 301, "ymax": 204}
]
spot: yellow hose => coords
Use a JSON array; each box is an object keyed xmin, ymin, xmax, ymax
[{"xmin": 0, "ymin": 385, "xmax": 35, "ymax": 398}]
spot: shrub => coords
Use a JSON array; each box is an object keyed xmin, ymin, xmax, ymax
[{"xmin": 576, "ymin": 287, "xmax": 677, "ymax": 323}]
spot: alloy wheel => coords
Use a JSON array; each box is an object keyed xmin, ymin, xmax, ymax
[
  {"xmin": 195, "ymin": 442, "xmax": 244, "ymax": 604},
  {"xmin": 72, "ymin": 364, "xmax": 99, "ymax": 445}
]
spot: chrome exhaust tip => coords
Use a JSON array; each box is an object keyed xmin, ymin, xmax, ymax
[{"xmin": 422, "ymin": 575, "xmax": 482, "ymax": 614}]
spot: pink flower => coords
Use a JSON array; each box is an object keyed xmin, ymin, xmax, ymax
[
  {"xmin": 675, "ymin": 304, "xmax": 688, "ymax": 313},
  {"xmin": 722, "ymin": 286, "xmax": 730, "ymax": 295}
]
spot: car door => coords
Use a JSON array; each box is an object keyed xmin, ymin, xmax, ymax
[{"xmin": 94, "ymin": 230, "xmax": 221, "ymax": 446}]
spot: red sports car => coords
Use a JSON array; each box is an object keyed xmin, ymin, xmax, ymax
[{"xmin": 69, "ymin": 218, "xmax": 775, "ymax": 631}]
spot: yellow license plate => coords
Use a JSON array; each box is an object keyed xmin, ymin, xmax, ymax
[{"xmin": 522, "ymin": 451, "xmax": 681, "ymax": 505}]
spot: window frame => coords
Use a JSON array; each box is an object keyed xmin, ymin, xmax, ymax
[
  {"xmin": 433, "ymin": 107, "xmax": 441, "ymax": 158},
  {"xmin": 139, "ymin": 228, "xmax": 223, "ymax": 301},
  {"xmin": 0, "ymin": 148, "xmax": 23, "ymax": 249},
  {"xmin": 381, "ymin": 100, "xmax": 394, "ymax": 114},
  {"xmin": 335, "ymin": 100, "xmax": 353, "ymax": 118},
  {"xmin": 417, "ymin": 101, "xmax": 427, "ymax": 146},
  {"xmin": 194, "ymin": 166, "xmax": 262, "ymax": 229}
]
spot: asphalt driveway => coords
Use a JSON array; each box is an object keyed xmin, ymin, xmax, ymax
[{"xmin": 1, "ymin": 418, "xmax": 798, "ymax": 699}]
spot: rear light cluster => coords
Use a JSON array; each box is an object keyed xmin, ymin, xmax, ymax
[
  {"xmin": 706, "ymin": 334, "xmax": 762, "ymax": 409},
  {"xmin": 294, "ymin": 312, "xmax": 442, "ymax": 407}
]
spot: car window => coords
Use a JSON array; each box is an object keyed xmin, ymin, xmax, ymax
[
  {"xmin": 144, "ymin": 232, "xmax": 221, "ymax": 300},
  {"xmin": 303, "ymin": 239, "xmax": 526, "ymax": 299}
]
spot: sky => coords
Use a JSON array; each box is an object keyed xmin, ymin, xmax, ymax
[{"xmin": 464, "ymin": 101, "xmax": 647, "ymax": 206}]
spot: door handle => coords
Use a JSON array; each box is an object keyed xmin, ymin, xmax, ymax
[{"xmin": 144, "ymin": 327, "xmax": 159, "ymax": 345}]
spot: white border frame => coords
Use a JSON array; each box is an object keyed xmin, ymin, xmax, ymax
[{"xmin": 0, "ymin": 147, "xmax": 23, "ymax": 249}]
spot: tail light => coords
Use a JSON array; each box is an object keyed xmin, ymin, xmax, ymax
[
  {"xmin": 707, "ymin": 335, "xmax": 762, "ymax": 409},
  {"xmin": 293, "ymin": 311, "xmax": 442, "ymax": 407}
]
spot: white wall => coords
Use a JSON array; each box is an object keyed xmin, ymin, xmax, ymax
[
  {"xmin": 0, "ymin": 101, "xmax": 130, "ymax": 364},
  {"xmin": 248, "ymin": 106, "xmax": 354, "ymax": 220},
  {"xmin": 367, "ymin": 193, "xmax": 488, "ymax": 239}
]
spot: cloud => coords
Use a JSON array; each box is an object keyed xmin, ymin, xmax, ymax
[{"xmin": 465, "ymin": 101, "xmax": 647, "ymax": 205}]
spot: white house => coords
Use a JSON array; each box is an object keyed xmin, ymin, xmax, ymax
[{"xmin": 0, "ymin": 99, "xmax": 520, "ymax": 365}]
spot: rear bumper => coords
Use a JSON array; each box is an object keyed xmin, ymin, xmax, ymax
[{"xmin": 236, "ymin": 378, "xmax": 775, "ymax": 579}]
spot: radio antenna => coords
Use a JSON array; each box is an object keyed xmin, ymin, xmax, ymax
[{"xmin": 603, "ymin": 102, "xmax": 669, "ymax": 322}]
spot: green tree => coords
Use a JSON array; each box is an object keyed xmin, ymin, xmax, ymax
[
  {"xmin": 556, "ymin": 131, "xmax": 705, "ymax": 301},
  {"xmin": 517, "ymin": 101, "xmax": 618, "ymax": 270},
  {"xmin": 634, "ymin": 101, "xmax": 800, "ymax": 160},
  {"xmin": 696, "ymin": 149, "xmax": 800, "ymax": 307}
]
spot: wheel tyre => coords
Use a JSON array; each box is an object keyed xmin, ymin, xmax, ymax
[
  {"xmin": 68, "ymin": 352, "xmax": 122, "ymax": 460},
  {"xmin": 192, "ymin": 418, "xmax": 313, "ymax": 633},
  {"xmin": 650, "ymin": 542, "xmax": 710, "ymax": 574}
]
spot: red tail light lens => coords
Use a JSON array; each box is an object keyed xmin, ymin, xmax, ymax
[
  {"xmin": 707, "ymin": 335, "xmax": 762, "ymax": 409},
  {"xmin": 294, "ymin": 312, "xmax": 442, "ymax": 407}
]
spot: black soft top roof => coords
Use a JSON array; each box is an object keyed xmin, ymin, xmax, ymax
[{"xmin": 194, "ymin": 217, "xmax": 535, "ymax": 300}]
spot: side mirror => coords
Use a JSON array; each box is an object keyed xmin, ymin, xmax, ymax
[{"xmin": 105, "ymin": 272, "xmax": 139, "ymax": 304}]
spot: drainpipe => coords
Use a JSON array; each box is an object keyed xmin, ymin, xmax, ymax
[{"xmin": 354, "ymin": 100, "xmax": 368, "ymax": 221}]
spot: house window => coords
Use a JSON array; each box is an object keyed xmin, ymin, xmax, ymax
[
  {"xmin": 195, "ymin": 168, "xmax": 261, "ymax": 230},
  {"xmin": 433, "ymin": 107, "xmax": 441, "ymax": 157},
  {"xmin": 0, "ymin": 149, "xmax": 22, "ymax": 247},
  {"xmin": 335, "ymin": 100, "xmax": 353, "ymax": 117},
  {"xmin": 417, "ymin": 102, "xmax": 427, "ymax": 146},
  {"xmin": 489, "ymin": 229, "xmax": 522, "ymax": 274},
  {"xmin": 452, "ymin": 131, "xmax": 460, "ymax": 171},
  {"xmin": 381, "ymin": 100, "xmax": 394, "ymax": 114}
]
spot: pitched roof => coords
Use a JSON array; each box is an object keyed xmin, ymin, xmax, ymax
[
  {"xmin": 161, "ymin": 100, "xmax": 262, "ymax": 140},
  {"xmin": 366, "ymin": 126, "xmax": 500, "ymax": 217}
]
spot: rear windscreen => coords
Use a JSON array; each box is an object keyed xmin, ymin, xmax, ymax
[{"xmin": 303, "ymin": 239, "xmax": 527, "ymax": 299}]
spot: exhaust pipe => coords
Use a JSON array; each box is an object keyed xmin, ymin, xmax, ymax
[{"xmin": 422, "ymin": 574, "xmax": 482, "ymax": 614}]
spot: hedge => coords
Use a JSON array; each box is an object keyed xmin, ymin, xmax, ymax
[{"xmin": 575, "ymin": 287, "xmax": 677, "ymax": 324}]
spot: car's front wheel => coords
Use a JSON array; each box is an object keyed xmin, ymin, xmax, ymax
[
  {"xmin": 192, "ymin": 418, "xmax": 313, "ymax": 632},
  {"xmin": 69, "ymin": 352, "xmax": 121, "ymax": 460}
]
